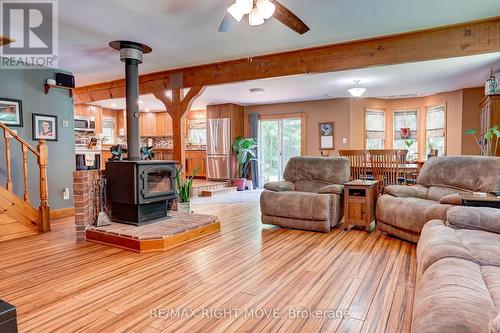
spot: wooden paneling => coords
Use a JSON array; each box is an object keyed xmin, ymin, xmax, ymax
[
  {"xmin": 74, "ymin": 17, "xmax": 500, "ymax": 104},
  {"xmin": 0, "ymin": 202, "xmax": 416, "ymax": 332}
]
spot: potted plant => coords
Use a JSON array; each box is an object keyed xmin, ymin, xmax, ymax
[
  {"xmin": 175, "ymin": 167, "xmax": 197, "ymax": 213},
  {"xmin": 464, "ymin": 125, "xmax": 500, "ymax": 156},
  {"xmin": 232, "ymin": 137, "xmax": 258, "ymax": 191}
]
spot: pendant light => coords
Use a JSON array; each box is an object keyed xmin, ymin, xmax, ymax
[{"xmin": 348, "ymin": 80, "xmax": 366, "ymax": 98}]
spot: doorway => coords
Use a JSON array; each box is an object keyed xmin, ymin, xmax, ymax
[{"xmin": 258, "ymin": 116, "xmax": 304, "ymax": 184}]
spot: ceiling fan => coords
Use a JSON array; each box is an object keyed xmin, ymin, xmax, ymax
[{"xmin": 219, "ymin": 0, "xmax": 309, "ymax": 35}]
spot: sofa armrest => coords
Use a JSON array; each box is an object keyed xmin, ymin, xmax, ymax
[
  {"xmin": 446, "ymin": 206, "xmax": 500, "ymax": 234},
  {"xmin": 384, "ymin": 184, "xmax": 428, "ymax": 199},
  {"xmin": 263, "ymin": 181, "xmax": 295, "ymax": 192},
  {"xmin": 318, "ymin": 184, "xmax": 344, "ymax": 195}
]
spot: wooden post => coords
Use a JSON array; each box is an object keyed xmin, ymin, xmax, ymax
[
  {"xmin": 37, "ymin": 139, "xmax": 50, "ymax": 232},
  {"xmin": 4, "ymin": 131, "xmax": 12, "ymax": 192},
  {"xmin": 152, "ymin": 86, "xmax": 205, "ymax": 171},
  {"xmin": 21, "ymin": 144, "xmax": 30, "ymax": 202}
]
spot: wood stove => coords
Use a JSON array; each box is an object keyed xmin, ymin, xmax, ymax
[{"xmin": 106, "ymin": 160, "xmax": 177, "ymax": 225}]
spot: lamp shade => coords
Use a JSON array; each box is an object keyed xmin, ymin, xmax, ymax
[
  {"xmin": 236, "ymin": 0, "xmax": 253, "ymax": 14},
  {"xmin": 257, "ymin": 0, "xmax": 275, "ymax": 19},
  {"xmin": 227, "ymin": 3, "xmax": 244, "ymax": 22},
  {"xmin": 348, "ymin": 87, "xmax": 366, "ymax": 98},
  {"xmin": 249, "ymin": 7, "xmax": 264, "ymax": 26}
]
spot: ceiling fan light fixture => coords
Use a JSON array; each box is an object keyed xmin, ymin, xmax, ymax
[
  {"xmin": 348, "ymin": 80, "xmax": 366, "ymax": 98},
  {"xmin": 227, "ymin": 3, "xmax": 244, "ymax": 22},
  {"xmin": 256, "ymin": 0, "xmax": 275, "ymax": 19},
  {"xmin": 235, "ymin": 0, "xmax": 253, "ymax": 15},
  {"xmin": 249, "ymin": 7, "xmax": 264, "ymax": 26}
]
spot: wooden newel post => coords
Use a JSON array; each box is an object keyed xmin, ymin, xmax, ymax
[{"xmin": 37, "ymin": 139, "xmax": 50, "ymax": 232}]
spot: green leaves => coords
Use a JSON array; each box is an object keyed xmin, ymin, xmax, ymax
[
  {"xmin": 175, "ymin": 167, "xmax": 198, "ymax": 203},
  {"xmin": 464, "ymin": 125, "xmax": 500, "ymax": 156},
  {"xmin": 232, "ymin": 137, "xmax": 258, "ymax": 178},
  {"xmin": 464, "ymin": 128, "xmax": 477, "ymax": 135}
]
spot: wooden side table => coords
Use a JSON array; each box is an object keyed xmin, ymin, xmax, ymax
[
  {"xmin": 343, "ymin": 180, "xmax": 379, "ymax": 231},
  {"xmin": 460, "ymin": 193, "xmax": 500, "ymax": 209}
]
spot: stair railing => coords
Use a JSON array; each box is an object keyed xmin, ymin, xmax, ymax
[{"xmin": 0, "ymin": 122, "xmax": 50, "ymax": 232}]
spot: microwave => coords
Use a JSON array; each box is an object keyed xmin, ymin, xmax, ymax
[{"xmin": 74, "ymin": 115, "xmax": 96, "ymax": 132}]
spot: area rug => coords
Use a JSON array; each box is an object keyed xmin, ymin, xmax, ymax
[{"xmin": 191, "ymin": 189, "xmax": 263, "ymax": 205}]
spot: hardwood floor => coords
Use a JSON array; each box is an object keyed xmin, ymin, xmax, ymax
[
  {"xmin": 0, "ymin": 202, "xmax": 416, "ymax": 333},
  {"xmin": 0, "ymin": 213, "xmax": 37, "ymax": 242}
]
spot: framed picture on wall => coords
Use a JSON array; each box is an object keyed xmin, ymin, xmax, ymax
[
  {"xmin": 319, "ymin": 122, "xmax": 335, "ymax": 150},
  {"xmin": 0, "ymin": 98, "xmax": 23, "ymax": 127},
  {"xmin": 32, "ymin": 113, "xmax": 58, "ymax": 141}
]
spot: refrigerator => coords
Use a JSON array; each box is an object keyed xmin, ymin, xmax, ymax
[{"xmin": 206, "ymin": 118, "xmax": 232, "ymax": 180}]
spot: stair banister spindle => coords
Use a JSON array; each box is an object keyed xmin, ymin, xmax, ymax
[
  {"xmin": 37, "ymin": 139, "xmax": 50, "ymax": 232},
  {"xmin": 4, "ymin": 130, "xmax": 12, "ymax": 192},
  {"xmin": 22, "ymin": 144, "xmax": 30, "ymax": 202}
]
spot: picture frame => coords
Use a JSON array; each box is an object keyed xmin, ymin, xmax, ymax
[
  {"xmin": 0, "ymin": 98, "xmax": 23, "ymax": 127},
  {"xmin": 319, "ymin": 122, "xmax": 335, "ymax": 150},
  {"xmin": 32, "ymin": 113, "xmax": 58, "ymax": 141}
]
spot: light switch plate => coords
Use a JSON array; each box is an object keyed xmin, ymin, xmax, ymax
[
  {"xmin": 342, "ymin": 138, "xmax": 347, "ymax": 144},
  {"xmin": 62, "ymin": 120, "xmax": 69, "ymax": 128},
  {"xmin": 63, "ymin": 188, "xmax": 70, "ymax": 200}
]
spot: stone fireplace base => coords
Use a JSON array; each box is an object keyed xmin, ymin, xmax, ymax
[{"xmin": 85, "ymin": 211, "xmax": 220, "ymax": 253}]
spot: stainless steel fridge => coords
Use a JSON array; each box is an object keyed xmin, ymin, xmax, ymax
[{"xmin": 206, "ymin": 118, "xmax": 231, "ymax": 180}]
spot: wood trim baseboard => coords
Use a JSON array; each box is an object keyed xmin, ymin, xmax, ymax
[{"xmin": 50, "ymin": 207, "xmax": 75, "ymax": 219}]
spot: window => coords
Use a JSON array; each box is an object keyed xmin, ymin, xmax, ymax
[
  {"xmin": 102, "ymin": 117, "xmax": 115, "ymax": 144},
  {"xmin": 188, "ymin": 119, "xmax": 207, "ymax": 145},
  {"xmin": 393, "ymin": 110, "xmax": 418, "ymax": 159},
  {"xmin": 425, "ymin": 105, "xmax": 445, "ymax": 157},
  {"xmin": 365, "ymin": 109, "xmax": 385, "ymax": 149}
]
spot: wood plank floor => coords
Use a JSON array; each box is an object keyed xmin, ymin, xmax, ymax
[
  {"xmin": 0, "ymin": 213, "xmax": 37, "ymax": 242},
  {"xmin": 0, "ymin": 202, "xmax": 416, "ymax": 333}
]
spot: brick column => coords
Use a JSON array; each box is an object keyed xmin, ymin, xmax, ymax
[{"xmin": 73, "ymin": 170, "xmax": 100, "ymax": 242}]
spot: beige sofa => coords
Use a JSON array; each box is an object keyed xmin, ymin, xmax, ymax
[
  {"xmin": 413, "ymin": 206, "xmax": 500, "ymax": 333},
  {"xmin": 260, "ymin": 156, "xmax": 350, "ymax": 232},
  {"xmin": 376, "ymin": 155, "xmax": 499, "ymax": 243}
]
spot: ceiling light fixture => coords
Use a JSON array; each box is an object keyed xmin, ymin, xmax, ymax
[
  {"xmin": 348, "ymin": 80, "xmax": 366, "ymax": 98},
  {"xmin": 250, "ymin": 88, "xmax": 266, "ymax": 94},
  {"xmin": 256, "ymin": 0, "xmax": 275, "ymax": 19}
]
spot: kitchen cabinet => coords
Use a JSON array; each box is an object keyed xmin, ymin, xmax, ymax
[
  {"xmin": 140, "ymin": 112, "xmax": 173, "ymax": 137},
  {"xmin": 153, "ymin": 148, "xmax": 173, "ymax": 161},
  {"xmin": 74, "ymin": 104, "xmax": 102, "ymax": 134},
  {"xmin": 185, "ymin": 150, "xmax": 206, "ymax": 177}
]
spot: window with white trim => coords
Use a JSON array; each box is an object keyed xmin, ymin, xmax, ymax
[
  {"xmin": 425, "ymin": 105, "xmax": 446, "ymax": 158},
  {"xmin": 393, "ymin": 110, "xmax": 418, "ymax": 159},
  {"xmin": 365, "ymin": 109, "xmax": 385, "ymax": 149}
]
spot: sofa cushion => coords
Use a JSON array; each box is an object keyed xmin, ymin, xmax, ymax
[
  {"xmin": 439, "ymin": 193, "xmax": 463, "ymax": 205},
  {"xmin": 447, "ymin": 206, "xmax": 500, "ymax": 235},
  {"xmin": 427, "ymin": 185, "xmax": 470, "ymax": 201},
  {"xmin": 384, "ymin": 184, "xmax": 428, "ymax": 198},
  {"xmin": 417, "ymin": 155, "xmax": 500, "ymax": 193},
  {"xmin": 283, "ymin": 156, "xmax": 350, "ymax": 186},
  {"xmin": 376, "ymin": 195, "xmax": 450, "ymax": 234},
  {"xmin": 318, "ymin": 184, "xmax": 344, "ymax": 195},
  {"xmin": 295, "ymin": 180, "xmax": 333, "ymax": 193},
  {"xmin": 260, "ymin": 190, "xmax": 331, "ymax": 222},
  {"xmin": 491, "ymin": 313, "xmax": 500, "ymax": 333},
  {"xmin": 263, "ymin": 181, "xmax": 295, "ymax": 192}
]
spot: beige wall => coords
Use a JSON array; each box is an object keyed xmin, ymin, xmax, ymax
[
  {"xmin": 244, "ymin": 98, "xmax": 351, "ymax": 156},
  {"xmin": 244, "ymin": 88, "xmax": 484, "ymax": 157}
]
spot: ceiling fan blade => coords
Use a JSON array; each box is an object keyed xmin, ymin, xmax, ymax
[
  {"xmin": 218, "ymin": 12, "xmax": 238, "ymax": 32},
  {"xmin": 0, "ymin": 35, "xmax": 15, "ymax": 46},
  {"xmin": 272, "ymin": 1, "xmax": 310, "ymax": 35}
]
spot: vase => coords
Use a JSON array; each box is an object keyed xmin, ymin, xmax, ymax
[
  {"xmin": 233, "ymin": 178, "xmax": 247, "ymax": 191},
  {"xmin": 177, "ymin": 201, "xmax": 192, "ymax": 213}
]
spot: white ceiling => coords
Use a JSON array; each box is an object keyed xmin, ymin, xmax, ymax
[
  {"xmin": 58, "ymin": 0, "xmax": 500, "ymax": 86},
  {"xmin": 90, "ymin": 53, "xmax": 500, "ymax": 111}
]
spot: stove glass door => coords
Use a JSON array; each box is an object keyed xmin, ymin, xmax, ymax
[{"xmin": 142, "ymin": 168, "xmax": 173, "ymax": 199}]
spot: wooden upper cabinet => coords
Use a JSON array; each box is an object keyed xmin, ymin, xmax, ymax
[
  {"xmin": 116, "ymin": 110, "xmax": 126, "ymax": 136},
  {"xmin": 139, "ymin": 112, "xmax": 173, "ymax": 137},
  {"xmin": 74, "ymin": 104, "xmax": 102, "ymax": 134}
]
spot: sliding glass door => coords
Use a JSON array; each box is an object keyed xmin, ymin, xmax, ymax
[{"xmin": 259, "ymin": 118, "xmax": 302, "ymax": 184}]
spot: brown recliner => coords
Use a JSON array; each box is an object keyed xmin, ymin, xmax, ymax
[
  {"xmin": 260, "ymin": 156, "xmax": 350, "ymax": 232},
  {"xmin": 413, "ymin": 206, "xmax": 500, "ymax": 333},
  {"xmin": 376, "ymin": 155, "xmax": 500, "ymax": 243}
]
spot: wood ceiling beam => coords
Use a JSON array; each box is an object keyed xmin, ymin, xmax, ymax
[{"xmin": 74, "ymin": 17, "xmax": 500, "ymax": 104}]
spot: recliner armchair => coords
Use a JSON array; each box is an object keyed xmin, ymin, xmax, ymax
[{"xmin": 260, "ymin": 156, "xmax": 350, "ymax": 232}]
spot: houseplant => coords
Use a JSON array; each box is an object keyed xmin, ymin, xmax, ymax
[
  {"xmin": 175, "ymin": 167, "xmax": 197, "ymax": 213},
  {"xmin": 464, "ymin": 125, "xmax": 500, "ymax": 156},
  {"xmin": 232, "ymin": 137, "xmax": 258, "ymax": 191}
]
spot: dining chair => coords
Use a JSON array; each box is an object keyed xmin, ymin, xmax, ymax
[
  {"xmin": 369, "ymin": 149, "xmax": 401, "ymax": 190},
  {"xmin": 339, "ymin": 150, "xmax": 368, "ymax": 180}
]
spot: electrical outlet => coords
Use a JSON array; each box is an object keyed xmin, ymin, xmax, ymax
[{"xmin": 63, "ymin": 188, "xmax": 70, "ymax": 200}]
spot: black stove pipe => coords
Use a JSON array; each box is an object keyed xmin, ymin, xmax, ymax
[{"xmin": 109, "ymin": 40, "xmax": 152, "ymax": 160}]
